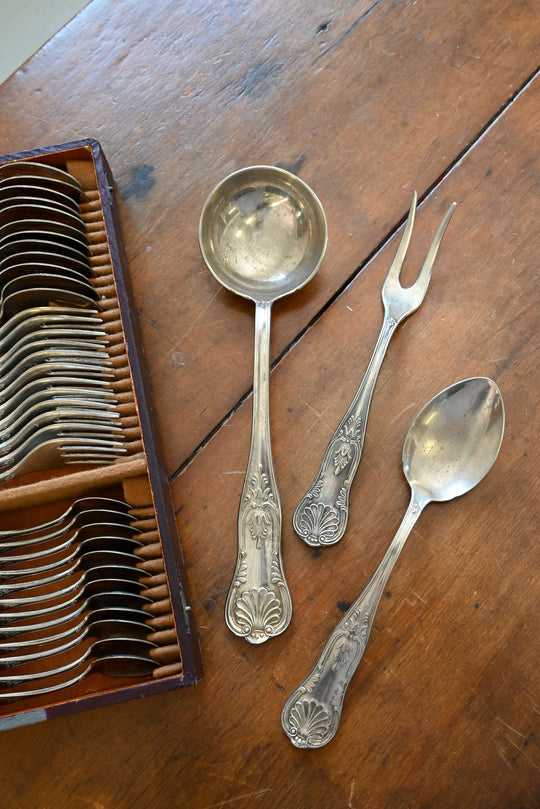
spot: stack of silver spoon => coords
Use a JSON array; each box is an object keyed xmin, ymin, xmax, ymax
[{"xmin": 0, "ymin": 495, "xmax": 157, "ymax": 699}]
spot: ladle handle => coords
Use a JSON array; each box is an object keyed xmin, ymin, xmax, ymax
[
  {"xmin": 225, "ymin": 301, "xmax": 292, "ymax": 643},
  {"xmin": 293, "ymin": 317, "xmax": 396, "ymax": 546},
  {"xmin": 282, "ymin": 493, "xmax": 424, "ymax": 747}
]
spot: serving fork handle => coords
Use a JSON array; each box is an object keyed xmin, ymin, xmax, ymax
[{"xmin": 292, "ymin": 315, "xmax": 397, "ymax": 547}]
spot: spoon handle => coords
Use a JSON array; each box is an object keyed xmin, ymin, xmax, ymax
[
  {"xmin": 293, "ymin": 316, "xmax": 396, "ymax": 546},
  {"xmin": 225, "ymin": 301, "xmax": 292, "ymax": 643},
  {"xmin": 282, "ymin": 493, "xmax": 424, "ymax": 747}
]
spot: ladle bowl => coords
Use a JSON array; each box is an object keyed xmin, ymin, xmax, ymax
[{"xmin": 199, "ymin": 165, "xmax": 327, "ymax": 303}]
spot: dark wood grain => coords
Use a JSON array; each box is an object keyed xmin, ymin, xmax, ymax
[
  {"xmin": 0, "ymin": 0, "xmax": 538, "ymax": 807},
  {"xmin": 0, "ymin": 0, "xmax": 537, "ymax": 473}
]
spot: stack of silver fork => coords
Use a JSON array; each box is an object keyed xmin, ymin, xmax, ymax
[
  {"xmin": 0, "ymin": 160, "xmax": 127, "ymax": 481},
  {"xmin": 0, "ymin": 495, "xmax": 157, "ymax": 698}
]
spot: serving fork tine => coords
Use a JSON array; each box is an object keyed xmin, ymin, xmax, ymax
[{"xmin": 293, "ymin": 192, "xmax": 456, "ymax": 547}]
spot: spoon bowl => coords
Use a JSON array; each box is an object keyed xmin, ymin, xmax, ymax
[
  {"xmin": 403, "ymin": 376, "xmax": 504, "ymax": 502},
  {"xmin": 199, "ymin": 166, "xmax": 327, "ymax": 642}
]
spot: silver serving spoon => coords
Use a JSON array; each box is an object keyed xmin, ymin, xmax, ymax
[
  {"xmin": 199, "ymin": 166, "xmax": 327, "ymax": 643},
  {"xmin": 282, "ymin": 376, "xmax": 505, "ymax": 748}
]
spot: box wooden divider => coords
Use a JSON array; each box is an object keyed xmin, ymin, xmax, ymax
[{"xmin": 0, "ymin": 139, "xmax": 202, "ymax": 729}]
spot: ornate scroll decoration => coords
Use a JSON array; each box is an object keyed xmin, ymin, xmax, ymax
[
  {"xmin": 293, "ymin": 413, "xmax": 363, "ymax": 546},
  {"xmin": 244, "ymin": 466, "xmax": 276, "ymax": 549},
  {"xmin": 331, "ymin": 413, "xmax": 363, "ymax": 475},
  {"xmin": 282, "ymin": 604, "xmax": 372, "ymax": 747}
]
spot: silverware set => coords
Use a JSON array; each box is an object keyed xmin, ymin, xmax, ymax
[
  {"xmin": 200, "ymin": 170, "xmax": 505, "ymax": 748},
  {"xmin": 0, "ymin": 496, "xmax": 157, "ymax": 699},
  {"xmin": 0, "ymin": 160, "xmax": 128, "ymax": 481}
]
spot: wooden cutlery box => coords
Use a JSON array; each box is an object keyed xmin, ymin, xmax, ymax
[{"xmin": 0, "ymin": 139, "xmax": 202, "ymax": 729}]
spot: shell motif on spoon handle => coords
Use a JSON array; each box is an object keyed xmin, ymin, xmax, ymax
[
  {"xmin": 282, "ymin": 494, "xmax": 425, "ymax": 747},
  {"xmin": 225, "ymin": 301, "xmax": 292, "ymax": 643},
  {"xmin": 292, "ymin": 315, "xmax": 397, "ymax": 547}
]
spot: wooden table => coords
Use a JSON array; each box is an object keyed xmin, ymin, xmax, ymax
[{"xmin": 0, "ymin": 1, "xmax": 538, "ymax": 806}]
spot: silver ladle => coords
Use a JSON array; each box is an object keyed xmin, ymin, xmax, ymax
[
  {"xmin": 282, "ymin": 376, "xmax": 505, "ymax": 747},
  {"xmin": 199, "ymin": 166, "xmax": 327, "ymax": 643}
]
